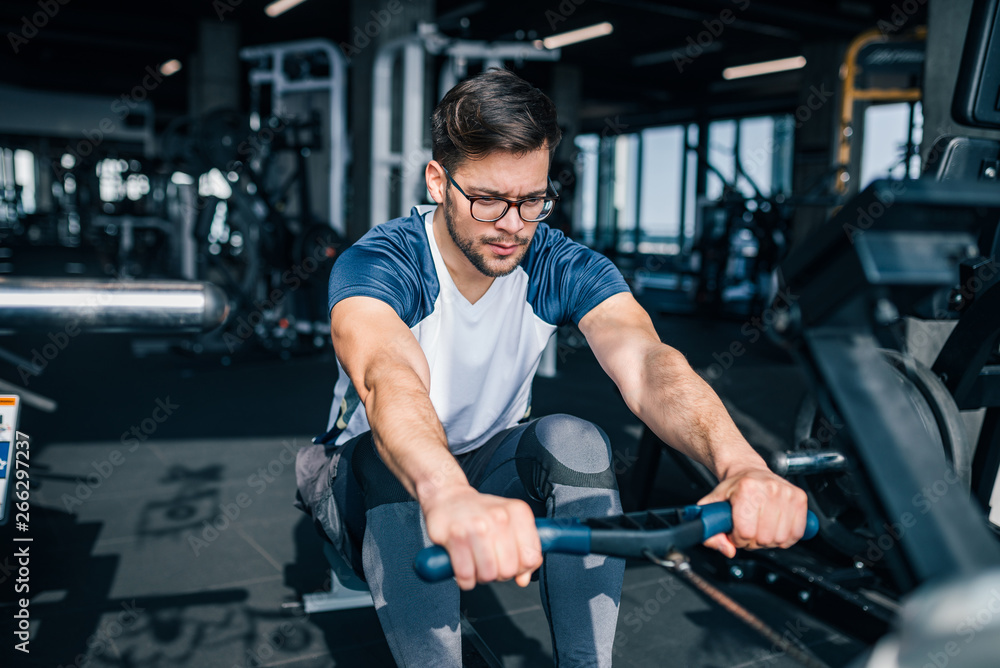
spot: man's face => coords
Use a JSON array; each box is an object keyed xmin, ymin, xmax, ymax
[{"xmin": 439, "ymin": 149, "xmax": 551, "ymax": 278}]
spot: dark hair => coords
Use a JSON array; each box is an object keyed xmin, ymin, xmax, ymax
[{"xmin": 431, "ymin": 68, "xmax": 562, "ymax": 172}]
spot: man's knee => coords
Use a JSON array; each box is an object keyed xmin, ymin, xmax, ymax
[
  {"xmin": 516, "ymin": 415, "xmax": 617, "ymax": 494},
  {"xmin": 533, "ymin": 414, "xmax": 613, "ymax": 474}
]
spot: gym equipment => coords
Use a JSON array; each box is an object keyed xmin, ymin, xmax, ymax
[
  {"xmin": 416, "ymin": 502, "xmax": 826, "ymax": 668},
  {"xmin": 629, "ymin": 180, "xmax": 1000, "ymax": 645},
  {"xmin": 151, "ymin": 40, "xmax": 349, "ymax": 357},
  {"xmin": 414, "ymin": 501, "xmax": 819, "ymax": 582},
  {"xmin": 952, "ymin": 0, "xmax": 1000, "ymax": 129},
  {"xmin": 0, "ymin": 276, "xmax": 230, "ymax": 411},
  {"xmin": 787, "ymin": 1, "xmax": 1000, "ymax": 563},
  {"xmin": 689, "ymin": 179, "xmax": 795, "ymax": 319},
  {"xmin": 369, "ymin": 23, "xmax": 560, "ymax": 228},
  {"xmin": 917, "ymin": 135, "xmax": 1000, "ymax": 529},
  {"xmin": 776, "ymin": 178, "xmax": 1000, "ymax": 591},
  {"xmin": 0, "ymin": 394, "xmax": 21, "ymax": 526},
  {"xmin": 0, "ymin": 277, "xmax": 229, "ymax": 332},
  {"xmin": 789, "ymin": 348, "xmax": 975, "ymax": 560},
  {"xmin": 837, "ymin": 28, "xmax": 926, "ymax": 194},
  {"xmin": 240, "ymin": 39, "xmax": 348, "ymax": 237},
  {"xmin": 851, "ymin": 568, "xmax": 1000, "ymax": 668},
  {"xmin": 931, "ymin": 273, "xmax": 1000, "ymax": 527}
]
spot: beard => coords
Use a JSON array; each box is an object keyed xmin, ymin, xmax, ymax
[{"xmin": 442, "ymin": 189, "xmax": 532, "ymax": 278}]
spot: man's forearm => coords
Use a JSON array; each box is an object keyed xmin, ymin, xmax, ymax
[
  {"xmin": 632, "ymin": 345, "xmax": 767, "ymax": 481},
  {"xmin": 363, "ymin": 363, "xmax": 471, "ymax": 506}
]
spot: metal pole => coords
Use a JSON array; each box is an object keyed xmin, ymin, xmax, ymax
[{"xmin": 0, "ymin": 278, "xmax": 229, "ymax": 332}]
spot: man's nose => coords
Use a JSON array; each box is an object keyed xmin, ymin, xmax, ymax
[{"xmin": 493, "ymin": 205, "xmax": 525, "ymax": 236}]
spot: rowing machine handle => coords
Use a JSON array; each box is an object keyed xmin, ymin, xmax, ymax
[{"xmin": 414, "ymin": 502, "xmax": 819, "ymax": 583}]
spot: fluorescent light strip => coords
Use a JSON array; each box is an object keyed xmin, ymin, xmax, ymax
[
  {"xmin": 542, "ymin": 22, "xmax": 613, "ymax": 50},
  {"xmin": 159, "ymin": 59, "xmax": 182, "ymax": 76},
  {"xmin": 722, "ymin": 56, "xmax": 807, "ymax": 80},
  {"xmin": 265, "ymin": 0, "xmax": 308, "ymax": 18}
]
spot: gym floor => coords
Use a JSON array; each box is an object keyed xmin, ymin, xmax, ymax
[{"xmin": 3, "ymin": 293, "xmax": 870, "ymax": 667}]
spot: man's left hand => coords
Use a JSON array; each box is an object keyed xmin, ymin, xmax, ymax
[{"xmin": 697, "ymin": 467, "xmax": 810, "ymax": 558}]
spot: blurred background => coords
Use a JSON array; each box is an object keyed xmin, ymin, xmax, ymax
[{"xmin": 2, "ymin": 1, "xmax": 999, "ymax": 667}]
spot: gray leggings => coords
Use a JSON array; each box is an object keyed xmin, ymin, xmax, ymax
[{"xmin": 309, "ymin": 413, "xmax": 625, "ymax": 667}]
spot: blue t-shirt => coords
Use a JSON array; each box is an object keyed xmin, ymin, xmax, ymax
[{"xmin": 324, "ymin": 205, "xmax": 629, "ymax": 453}]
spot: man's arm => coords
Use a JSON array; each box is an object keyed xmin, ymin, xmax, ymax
[
  {"xmin": 331, "ymin": 296, "xmax": 542, "ymax": 588},
  {"xmin": 578, "ymin": 292, "xmax": 808, "ymax": 557}
]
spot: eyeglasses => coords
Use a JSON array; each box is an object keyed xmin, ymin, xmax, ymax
[{"xmin": 441, "ymin": 165, "xmax": 560, "ymax": 223}]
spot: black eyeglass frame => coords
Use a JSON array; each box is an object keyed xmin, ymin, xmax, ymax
[{"xmin": 440, "ymin": 164, "xmax": 560, "ymax": 223}]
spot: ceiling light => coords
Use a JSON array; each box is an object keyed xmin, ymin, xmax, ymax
[
  {"xmin": 159, "ymin": 59, "xmax": 182, "ymax": 76},
  {"xmin": 265, "ymin": 0, "xmax": 308, "ymax": 18},
  {"xmin": 722, "ymin": 56, "xmax": 807, "ymax": 80},
  {"xmin": 541, "ymin": 22, "xmax": 613, "ymax": 50}
]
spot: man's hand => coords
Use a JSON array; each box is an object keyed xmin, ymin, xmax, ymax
[
  {"xmin": 697, "ymin": 466, "xmax": 809, "ymax": 558},
  {"xmin": 422, "ymin": 487, "xmax": 543, "ymax": 591}
]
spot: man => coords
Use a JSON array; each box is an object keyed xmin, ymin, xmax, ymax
[{"xmin": 296, "ymin": 68, "xmax": 808, "ymax": 666}]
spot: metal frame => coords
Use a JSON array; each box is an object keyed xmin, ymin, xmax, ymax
[
  {"xmin": 302, "ymin": 542, "xmax": 373, "ymax": 614},
  {"xmin": 239, "ymin": 39, "xmax": 349, "ymax": 237},
  {"xmin": 0, "ymin": 83, "xmax": 155, "ymax": 156},
  {"xmin": 932, "ymin": 271, "xmax": 1000, "ymax": 524},
  {"xmin": 837, "ymin": 28, "xmax": 926, "ymax": 194},
  {"xmin": 370, "ymin": 23, "xmax": 560, "ymax": 229},
  {"xmin": 779, "ymin": 178, "xmax": 1000, "ymax": 591},
  {"xmin": 0, "ymin": 277, "xmax": 229, "ymax": 332}
]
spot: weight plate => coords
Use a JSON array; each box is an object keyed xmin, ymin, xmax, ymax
[{"xmin": 794, "ymin": 350, "xmax": 972, "ymax": 560}]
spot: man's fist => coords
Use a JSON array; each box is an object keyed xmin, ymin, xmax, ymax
[
  {"xmin": 698, "ymin": 467, "xmax": 810, "ymax": 558},
  {"xmin": 422, "ymin": 487, "xmax": 543, "ymax": 590}
]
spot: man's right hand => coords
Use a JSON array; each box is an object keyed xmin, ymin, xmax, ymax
[{"xmin": 421, "ymin": 486, "xmax": 543, "ymax": 591}]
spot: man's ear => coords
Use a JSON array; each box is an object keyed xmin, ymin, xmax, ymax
[{"xmin": 425, "ymin": 161, "xmax": 446, "ymax": 205}]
